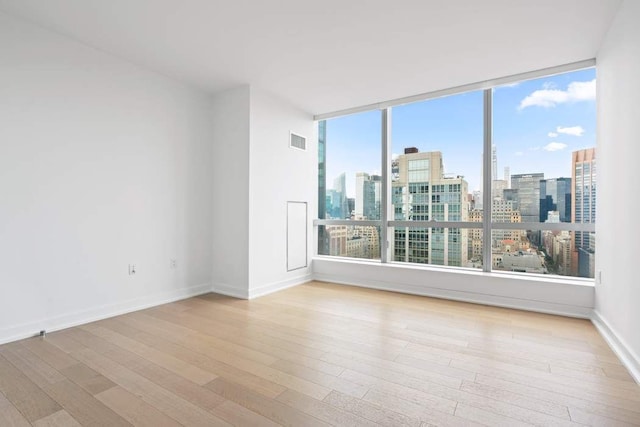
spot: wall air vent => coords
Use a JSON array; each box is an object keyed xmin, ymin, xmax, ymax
[{"xmin": 289, "ymin": 132, "xmax": 306, "ymax": 151}]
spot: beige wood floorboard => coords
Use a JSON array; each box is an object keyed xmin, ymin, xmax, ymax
[
  {"xmin": 94, "ymin": 386, "xmax": 182, "ymax": 427},
  {"xmin": 32, "ymin": 410, "xmax": 82, "ymax": 427},
  {"xmin": 0, "ymin": 392, "xmax": 31, "ymax": 427},
  {"xmin": 40, "ymin": 379, "xmax": 130, "ymax": 427},
  {"xmin": 0, "ymin": 281, "xmax": 638, "ymax": 426},
  {"xmin": 0, "ymin": 353, "xmax": 62, "ymax": 422}
]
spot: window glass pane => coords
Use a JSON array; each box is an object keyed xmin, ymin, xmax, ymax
[
  {"xmin": 321, "ymin": 111, "xmax": 382, "ymax": 220},
  {"xmin": 392, "ymin": 226, "xmax": 482, "ymax": 268},
  {"xmin": 491, "ymin": 230, "xmax": 596, "ymax": 278},
  {"xmin": 492, "ymin": 68, "xmax": 597, "ymax": 277},
  {"xmin": 317, "ymin": 225, "xmax": 381, "ymax": 260},
  {"xmin": 390, "ymin": 90, "xmax": 483, "ymax": 267}
]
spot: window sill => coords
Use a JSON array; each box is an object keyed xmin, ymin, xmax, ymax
[{"xmin": 312, "ymin": 256, "xmax": 594, "ymax": 318}]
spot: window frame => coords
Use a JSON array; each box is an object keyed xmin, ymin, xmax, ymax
[{"xmin": 314, "ymin": 60, "xmax": 597, "ymax": 280}]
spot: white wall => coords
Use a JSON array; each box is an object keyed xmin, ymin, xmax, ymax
[
  {"xmin": 248, "ymin": 88, "xmax": 316, "ymax": 297},
  {"xmin": 594, "ymin": 0, "xmax": 640, "ymax": 382},
  {"xmin": 210, "ymin": 86, "xmax": 316, "ymax": 298},
  {"xmin": 0, "ymin": 12, "xmax": 214, "ymax": 344},
  {"xmin": 210, "ymin": 86, "xmax": 250, "ymax": 296}
]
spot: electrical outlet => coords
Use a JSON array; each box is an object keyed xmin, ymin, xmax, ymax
[
  {"xmin": 170, "ymin": 259, "xmax": 177, "ymax": 269},
  {"xmin": 128, "ymin": 264, "xmax": 137, "ymax": 275}
]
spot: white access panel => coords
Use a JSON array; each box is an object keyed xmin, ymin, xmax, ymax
[{"xmin": 287, "ymin": 201, "xmax": 307, "ymax": 271}]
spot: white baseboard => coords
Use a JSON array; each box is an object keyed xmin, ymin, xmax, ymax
[
  {"xmin": 313, "ymin": 273, "xmax": 592, "ymax": 319},
  {"xmin": 211, "ymin": 282, "xmax": 249, "ymax": 299},
  {"xmin": 0, "ymin": 283, "xmax": 212, "ymax": 346},
  {"xmin": 591, "ymin": 311, "xmax": 640, "ymax": 384},
  {"xmin": 248, "ymin": 274, "xmax": 313, "ymax": 299},
  {"xmin": 212, "ymin": 275, "xmax": 313, "ymax": 300}
]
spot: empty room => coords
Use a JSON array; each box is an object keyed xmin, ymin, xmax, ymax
[{"xmin": 1, "ymin": 0, "xmax": 639, "ymax": 425}]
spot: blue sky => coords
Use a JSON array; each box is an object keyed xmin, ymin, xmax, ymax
[{"xmin": 325, "ymin": 68, "xmax": 597, "ymax": 196}]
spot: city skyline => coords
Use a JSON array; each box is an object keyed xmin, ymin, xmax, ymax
[{"xmin": 325, "ymin": 68, "xmax": 597, "ymax": 197}]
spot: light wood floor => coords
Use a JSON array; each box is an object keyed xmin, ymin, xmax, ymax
[{"xmin": 1, "ymin": 282, "xmax": 639, "ymax": 426}]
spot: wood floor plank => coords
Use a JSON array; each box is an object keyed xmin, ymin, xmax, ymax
[
  {"xmin": 134, "ymin": 308, "xmax": 343, "ymax": 375},
  {"xmin": 49, "ymin": 330, "xmax": 233, "ymax": 413},
  {"xmin": 20, "ymin": 338, "xmax": 77, "ymax": 371},
  {"xmin": 0, "ymin": 354, "xmax": 61, "ymax": 422},
  {"xmin": 271, "ymin": 358, "xmax": 369, "ymax": 398},
  {"xmin": 0, "ymin": 281, "xmax": 636, "ymax": 427},
  {"xmin": 362, "ymin": 388, "xmax": 481, "ymax": 427},
  {"xmin": 212, "ymin": 400, "xmax": 282, "ymax": 427},
  {"xmin": 32, "ymin": 410, "xmax": 81, "ymax": 427},
  {"xmin": 323, "ymin": 350, "xmax": 464, "ymax": 389},
  {"xmin": 95, "ymin": 386, "xmax": 182, "ymax": 427},
  {"xmin": 275, "ymin": 388, "xmax": 378, "ymax": 427},
  {"xmin": 68, "ymin": 347, "xmax": 231, "ymax": 426},
  {"xmin": 41, "ymin": 379, "xmax": 131, "ymax": 427},
  {"xmin": 453, "ymin": 360, "xmax": 640, "ymax": 410},
  {"xmin": 568, "ymin": 406, "xmax": 638, "ymax": 427},
  {"xmin": 0, "ymin": 345, "xmax": 65, "ymax": 387},
  {"xmin": 459, "ymin": 379, "xmax": 570, "ymax": 419},
  {"xmin": 81, "ymin": 324, "xmax": 218, "ymax": 385},
  {"xmin": 453, "ymin": 403, "xmax": 534, "ymax": 427},
  {"xmin": 340, "ymin": 369, "xmax": 457, "ymax": 414},
  {"xmin": 93, "ymin": 317, "xmax": 286, "ymax": 398},
  {"xmin": 474, "ymin": 374, "xmax": 640, "ymax": 425},
  {"xmin": 0, "ymin": 392, "xmax": 31, "ymax": 427},
  {"xmin": 322, "ymin": 390, "xmax": 421, "ymax": 427},
  {"xmin": 113, "ymin": 312, "xmax": 330, "ymax": 400},
  {"xmin": 59, "ymin": 363, "xmax": 117, "ymax": 396},
  {"xmin": 344, "ymin": 369, "xmax": 581, "ymax": 427},
  {"xmin": 205, "ymin": 377, "xmax": 330, "ymax": 426}
]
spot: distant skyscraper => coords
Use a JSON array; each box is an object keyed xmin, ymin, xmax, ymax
[
  {"xmin": 572, "ymin": 148, "xmax": 596, "ymax": 277},
  {"xmin": 332, "ymin": 173, "xmax": 349, "ymax": 219},
  {"xmin": 510, "ymin": 173, "xmax": 544, "ymax": 223},
  {"xmin": 391, "ymin": 150, "xmax": 469, "ymax": 266},
  {"xmin": 347, "ymin": 198, "xmax": 355, "ymax": 218},
  {"xmin": 504, "ymin": 166, "xmax": 510, "ymax": 188},
  {"xmin": 540, "ymin": 177, "xmax": 572, "ymax": 223},
  {"xmin": 355, "ymin": 172, "xmax": 381, "ymax": 220}
]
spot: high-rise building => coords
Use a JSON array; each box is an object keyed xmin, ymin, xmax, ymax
[
  {"xmin": 540, "ymin": 177, "xmax": 572, "ymax": 223},
  {"xmin": 469, "ymin": 199, "xmax": 523, "ymax": 263},
  {"xmin": 324, "ymin": 225, "xmax": 380, "ymax": 259},
  {"xmin": 355, "ymin": 172, "xmax": 381, "ymax": 220},
  {"xmin": 510, "ymin": 173, "xmax": 544, "ymax": 223},
  {"xmin": 572, "ymin": 148, "xmax": 596, "ymax": 277},
  {"xmin": 331, "ymin": 173, "xmax": 349, "ymax": 219},
  {"xmin": 391, "ymin": 150, "xmax": 469, "ymax": 266}
]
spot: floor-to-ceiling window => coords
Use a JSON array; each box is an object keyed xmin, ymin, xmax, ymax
[{"xmin": 316, "ymin": 65, "xmax": 596, "ymax": 278}]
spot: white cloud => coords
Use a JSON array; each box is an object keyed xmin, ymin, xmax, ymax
[
  {"xmin": 518, "ymin": 79, "xmax": 596, "ymax": 110},
  {"xmin": 514, "ymin": 151, "xmax": 524, "ymax": 156},
  {"xmin": 556, "ymin": 125, "xmax": 585, "ymax": 136},
  {"xmin": 543, "ymin": 142, "xmax": 568, "ymax": 152},
  {"xmin": 548, "ymin": 132, "xmax": 558, "ymax": 138}
]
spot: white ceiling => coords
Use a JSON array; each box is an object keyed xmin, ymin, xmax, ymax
[{"xmin": 0, "ymin": 0, "xmax": 621, "ymax": 114}]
